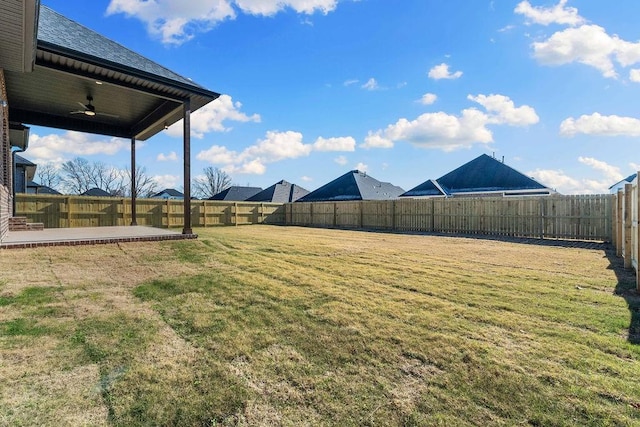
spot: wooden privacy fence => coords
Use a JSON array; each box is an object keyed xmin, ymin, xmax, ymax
[
  {"xmin": 613, "ymin": 179, "xmax": 640, "ymax": 289},
  {"xmin": 283, "ymin": 195, "xmax": 613, "ymax": 242},
  {"xmin": 15, "ymin": 194, "xmax": 285, "ymax": 228}
]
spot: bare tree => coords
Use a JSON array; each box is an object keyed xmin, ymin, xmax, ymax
[
  {"xmin": 60, "ymin": 157, "xmax": 93, "ymax": 194},
  {"xmin": 121, "ymin": 166, "xmax": 159, "ymax": 198},
  {"xmin": 60, "ymin": 157, "xmax": 124, "ymax": 195},
  {"xmin": 193, "ymin": 166, "xmax": 232, "ymax": 199},
  {"xmin": 34, "ymin": 162, "xmax": 62, "ymax": 191}
]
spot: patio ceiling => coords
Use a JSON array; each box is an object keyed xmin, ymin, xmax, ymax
[{"xmin": 2, "ymin": 4, "xmax": 219, "ymax": 141}]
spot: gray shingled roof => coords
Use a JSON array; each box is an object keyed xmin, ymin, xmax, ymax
[
  {"xmin": 152, "ymin": 188, "xmax": 184, "ymax": 198},
  {"xmin": 402, "ymin": 154, "xmax": 553, "ymax": 197},
  {"xmin": 209, "ymin": 186, "xmax": 263, "ymax": 201},
  {"xmin": 298, "ymin": 171, "xmax": 405, "ymax": 202},
  {"xmin": 14, "ymin": 154, "xmax": 36, "ymax": 167},
  {"xmin": 81, "ymin": 187, "xmax": 111, "ymax": 197},
  {"xmin": 38, "ymin": 6, "xmax": 203, "ymax": 90},
  {"xmin": 246, "ymin": 180, "xmax": 309, "ymax": 203}
]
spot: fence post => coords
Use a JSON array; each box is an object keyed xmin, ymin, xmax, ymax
[
  {"xmin": 611, "ymin": 193, "xmax": 617, "ymax": 248},
  {"xmin": 637, "ymin": 177, "xmax": 640, "ymax": 290},
  {"xmin": 539, "ymin": 197, "xmax": 545, "ymax": 240},
  {"xmin": 430, "ymin": 199, "xmax": 435, "ymax": 232},
  {"xmin": 66, "ymin": 196, "xmax": 72, "ymax": 228},
  {"xmin": 234, "ymin": 202, "xmax": 238, "ymax": 226},
  {"xmin": 624, "ymin": 184, "xmax": 632, "ymax": 269},
  {"xmin": 333, "ymin": 203, "xmax": 337, "ymax": 227},
  {"xmin": 617, "ymin": 189, "xmax": 624, "ymax": 257},
  {"xmin": 392, "ymin": 200, "xmax": 396, "ymax": 231}
]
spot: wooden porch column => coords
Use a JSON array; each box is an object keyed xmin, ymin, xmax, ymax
[
  {"xmin": 182, "ymin": 99, "xmax": 192, "ymax": 234},
  {"xmin": 130, "ymin": 136, "xmax": 137, "ymax": 226}
]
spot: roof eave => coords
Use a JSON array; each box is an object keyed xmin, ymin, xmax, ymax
[{"xmin": 36, "ymin": 40, "xmax": 220, "ymax": 101}]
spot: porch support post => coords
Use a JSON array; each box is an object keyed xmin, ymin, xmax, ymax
[
  {"xmin": 130, "ymin": 136, "xmax": 137, "ymax": 226},
  {"xmin": 182, "ymin": 98, "xmax": 192, "ymax": 234}
]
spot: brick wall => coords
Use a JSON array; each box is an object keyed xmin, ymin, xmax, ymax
[{"xmin": 0, "ymin": 68, "xmax": 10, "ymax": 241}]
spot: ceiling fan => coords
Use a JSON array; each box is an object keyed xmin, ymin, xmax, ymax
[{"xmin": 70, "ymin": 95, "xmax": 119, "ymax": 118}]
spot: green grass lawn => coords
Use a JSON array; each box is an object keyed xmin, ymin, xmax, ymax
[{"xmin": 1, "ymin": 225, "xmax": 639, "ymax": 426}]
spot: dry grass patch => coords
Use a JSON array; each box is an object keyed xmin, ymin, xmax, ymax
[{"xmin": 0, "ymin": 225, "xmax": 639, "ymax": 426}]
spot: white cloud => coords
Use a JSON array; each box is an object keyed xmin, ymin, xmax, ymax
[
  {"xmin": 107, "ymin": 0, "xmax": 337, "ymax": 45},
  {"xmin": 354, "ymin": 162, "xmax": 368, "ymax": 172},
  {"xmin": 630, "ymin": 69, "xmax": 640, "ymax": 82},
  {"xmin": 313, "ymin": 136, "xmax": 356, "ymax": 152},
  {"xmin": 362, "ymin": 78, "xmax": 379, "ymax": 90},
  {"xmin": 428, "ymin": 63, "xmax": 463, "ymax": 80},
  {"xmin": 301, "ymin": 175, "xmax": 313, "ymax": 182},
  {"xmin": 152, "ymin": 174, "xmax": 181, "ymax": 189},
  {"xmin": 468, "ymin": 94, "xmax": 539, "ymax": 126},
  {"xmin": 528, "ymin": 169, "xmax": 582, "ymax": 193},
  {"xmin": 334, "ymin": 155, "xmax": 348, "ymax": 166},
  {"xmin": 560, "ymin": 113, "xmax": 640, "ymax": 137},
  {"xmin": 532, "ymin": 25, "xmax": 625, "ymax": 78},
  {"xmin": 419, "ymin": 93, "xmax": 438, "ymax": 105},
  {"xmin": 234, "ymin": 0, "xmax": 337, "ymax": 16},
  {"xmin": 166, "ymin": 94, "xmax": 260, "ymax": 139},
  {"xmin": 196, "ymin": 145, "xmax": 238, "ymax": 164},
  {"xmin": 514, "ymin": 0, "xmax": 585, "ymax": 27},
  {"xmin": 517, "ymin": 0, "xmax": 640, "ymax": 79},
  {"xmin": 362, "ymin": 131, "xmax": 394, "ymax": 149},
  {"xmin": 197, "ymin": 130, "xmax": 355, "ymax": 174},
  {"xmin": 343, "ymin": 79, "xmax": 359, "ymax": 86},
  {"xmin": 362, "ymin": 94, "xmax": 537, "ymax": 151},
  {"xmin": 27, "ymin": 131, "xmax": 128, "ymax": 165},
  {"xmin": 578, "ymin": 156, "xmax": 623, "ymax": 182},
  {"xmin": 242, "ymin": 131, "xmax": 311, "ymax": 163},
  {"xmin": 224, "ymin": 158, "xmax": 267, "ymax": 175},
  {"xmin": 157, "ymin": 151, "xmax": 179, "ymax": 162},
  {"xmin": 629, "ymin": 162, "xmax": 640, "ymax": 171},
  {"xmin": 528, "ymin": 156, "xmax": 624, "ymax": 194}
]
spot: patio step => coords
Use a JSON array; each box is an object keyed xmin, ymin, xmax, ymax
[{"xmin": 9, "ymin": 217, "xmax": 44, "ymax": 232}]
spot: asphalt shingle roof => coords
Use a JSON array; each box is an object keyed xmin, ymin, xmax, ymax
[
  {"xmin": 81, "ymin": 187, "xmax": 111, "ymax": 197},
  {"xmin": 27, "ymin": 181, "xmax": 62, "ymax": 195},
  {"xmin": 152, "ymin": 188, "xmax": 184, "ymax": 198},
  {"xmin": 209, "ymin": 186, "xmax": 263, "ymax": 201},
  {"xmin": 246, "ymin": 180, "xmax": 309, "ymax": 203},
  {"xmin": 402, "ymin": 154, "xmax": 550, "ymax": 197},
  {"xmin": 38, "ymin": 6, "xmax": 203, "ymax": 89},
  {"xmin": 297, "ymin": 171, "xmax": 405, "ymax": 202},
  {"xmin": 14, "ymin": 154, "xmax": 36, "ymax": 167}
]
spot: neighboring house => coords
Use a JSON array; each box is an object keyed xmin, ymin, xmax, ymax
[
  {"xmin": 297, "ymin": 170, "xmax": 405, "ymax": 202},
  {"xmin": 609, "ymin": 174, "xmax": 637, "ymax": 194},
  {"xmin": 27, "ymin": 180, "xmax": 61, "ymax": 195},
  {"xmin": 151, "ymin": 188, "xmax": 184, "ymax": 199},
  {"xmin": 209, "ymin": 186, "xmax": 263, "ymax": 201},
  {"xmin": 246, "ymin": 180, "xmax": 309, "ymax": 203},
  {"xmin": 13, "ymin": 154, "xmax": 36, "ymax": 194},
  {"xmin": 81, "ymin": 188, "xmax": 111, "ymax": 197},
  {"xmin": 401, "ymin": 154, "xmax": 555, "ymax": 198}
]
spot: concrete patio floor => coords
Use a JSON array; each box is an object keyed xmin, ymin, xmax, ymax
[{"xmin": 0, "ymin": 226, "xmax": 197, "ymax": 249}]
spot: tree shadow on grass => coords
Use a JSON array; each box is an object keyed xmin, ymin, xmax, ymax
[{"xmin": 604, "ymin": 247, "xmax": 640, "ymax": 345}]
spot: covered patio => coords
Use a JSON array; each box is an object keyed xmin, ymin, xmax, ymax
[
  {"xmin": 0, "ymin": 225, "xmax": 196, "ymax": 249},
  {"xmin": 0, "ymin": 1, "xmax": 219, "ymax": 239}
]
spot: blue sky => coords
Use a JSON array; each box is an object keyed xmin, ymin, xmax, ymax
[{"xmin": 30, "ymin": 0, "xmax": 640, "ymax": 194}]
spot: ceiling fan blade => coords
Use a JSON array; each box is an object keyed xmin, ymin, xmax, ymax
[
  {"xmin": 96, "ymin": 112, "xmax": 120, "ymax": 118},
  {"xmin": 77, "ymin": 101, "xmax": 87, "ymax": 109},
  {"xmin": 70, "ymin": 110, "xmax": 85, "ymax": 115}
]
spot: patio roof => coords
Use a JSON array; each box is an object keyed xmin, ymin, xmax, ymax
[{"xmin": 3, "ymin": 4, "xmax": 219, "ymax": 140}]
